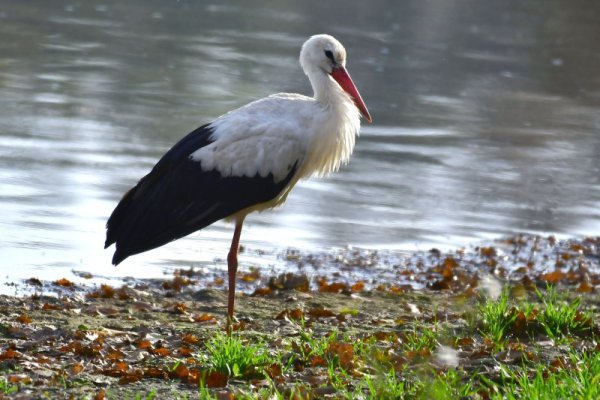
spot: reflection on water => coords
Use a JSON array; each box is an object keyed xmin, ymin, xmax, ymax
[{"xmin": 1, "ymin": 0, "xmax": 599, "ymax": 284}]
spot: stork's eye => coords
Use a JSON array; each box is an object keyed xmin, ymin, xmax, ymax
[{"xmin": 324, "ymin": 50, "xmax": 334, "ymax": 61}]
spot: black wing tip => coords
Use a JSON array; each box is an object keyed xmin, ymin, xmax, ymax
[{"xmin": 111, "ymin": 249, "xmax": 127, "ymax": 266}]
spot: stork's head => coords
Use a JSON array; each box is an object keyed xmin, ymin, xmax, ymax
[{"xmin": 300, "ymin": 34, "xmax": 372, "ymax": 123}]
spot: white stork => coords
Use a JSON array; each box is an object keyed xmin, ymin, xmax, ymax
[{"xmin": 105, "ymin": 34, "xmax": 371, "ymax": 328}]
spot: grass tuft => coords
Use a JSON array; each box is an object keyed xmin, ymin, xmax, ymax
[
  {"xmin": 402, "ymin": 325, "xmax": 438, "ymax": 353},
  {"xmin": 478, "ymin": 287, "xmax": 517, "ymax": 345},
  {"xmin": 363, "ymin": 367, "xmax": 416, "ymax": 399},
  {"xmin": 536, "ymin": 286, "xmax": 592, "ymax": 340},
  {"xmin": 204, "ymin": 332, "xmax": 271, "ymax": 377},
  {"xmin": 487, "ymin": 351, "xmax": 600, "ymax": 399},
  {"xmin": 0, "ymin": 377, "xmax": 19, "ymax": 395}
]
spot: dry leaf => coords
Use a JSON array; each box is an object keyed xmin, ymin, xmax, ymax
[
  {"xmin": 540, "ymin": 270, "xmax": 565, "ymax": 283},
  {"xmin": 194, "ymin": 314, "xmax": 217, "ymax": 324},
  {"xmin": 251, "ymin": 287, "xmax": 273, "ymax": 296},
  {"xmin": 203, "ymin": 370, "xmax": 228, "ymax": 388},
  {"xmin": 182, "ymin": 334, "xmax": 199, "ymax": 344},
  {"xmin": 327, "ymin": 342, "xmax": 354, "ymax": 370},
  {"xmin": 308, "ymin": 307, "xmax": 335, "ymax": 318},
  {"xmin": 54, "ymin": 278, "xmax": 74, "ymax": 287},
  {"xmin": 350, "ymin": 281, "xmax": 365, "ymax": 292},
  {"xmin": 16, "ymin": 314, "xmax": 32, "ymax": 324}
]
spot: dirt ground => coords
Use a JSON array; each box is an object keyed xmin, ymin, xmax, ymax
[{"xmin": 0, "ymin": 234, "xmax": 599, "ymax": 399}]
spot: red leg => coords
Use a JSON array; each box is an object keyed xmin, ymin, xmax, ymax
[{"xmin": 226, "ymin": 217, "xmax": 244, "ymax": 333}]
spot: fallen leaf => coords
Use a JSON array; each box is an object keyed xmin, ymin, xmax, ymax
[
  {"xmin": 16, "ymin": 314, "xmax": 32, "ymax": 324},
  {"xmin": 106, "ymin": 349, "xmax": 126, "ymax": 361},
  {"xmin": 213, "ymin": 277, "xmax": 225, "ymax": 286},
  {"xmin": 576, "ymin": 282, "xmax": 593, "ymax": 293},
  {"xmin": 172, "ymin": 363, "xmax": 190, "ymax": 380},
  {"xmin": 275, "ymin": 309, "xmax": 304, "ymax": 321},
  {"xmin": 144, "ymin": 366, "xmax": 168, "ymax": 379},
  {"xmin": 0, "ymin": 349, "xmax": 21, "ymax": 360},
  {"xmin": 251, "ymin": 287, "xmax": 273, "ymax": 296},
  {"xmin": 455, "ymin": 337, "xmax": 474, "ymax": 347},
  {"xmin": 118, "ymin": 370, "xmax": 143, "ymax": 384},
  {"xmin": 319, "ymin": 280, "xmax": 347, "ymax": 293},
  {"xmin": 182, "ymin": 334, "xmax": 199, "ymax": 344},
  {"xmin": 231, "ymin": 321, "xmax": 247, "ymax": 331},
  {"xmin": 540, "ymin": 270, "xmax": 565, "ymax": 283},
  {"xmin": 43, "ymin": 303, "xmax": 61, "ymax": 311},
  {"xmin": 289, "ymin": 309, "xmax": 304, "ymax": 320},
  {"xmin": 54, "ymin": 278, "xmax": 74, "ymax": 287},
  {"xmin": 513, "ymin": 310, "xmax": 528, "ymax": 333},
  {"xmin": 71, "ymin": 362, "xmax": 84, "ymax": 375},
  {"xmin": 265, "ymin": 363, "xmax": 282, "ymax": 378},
  {"xmin": 162, "ymin": 276, "xmax": 194, "ymax": 292},
  {"xmin": 307, "ymin": 307, "xmax": 335, "ymax": 318},
  {"xmin": 137, "ymin": 340, "xmax": 152, "ymax": 350},
  {"xmin": 203, "ymin": 370, "xmax": 228, "ymax": 388},
  {"xmin": 479, "ymin": 247, "xmax": 497, "ymax": 258},
  {"xmin": 327, "ymin": 342, "xmax": 354, "ymax": 370},
  {"xmin": 152, "ymin": 347, "xmax": 171, "ymax": 357},
  {"xmin": 7, "ymin": 374, "xmax": 31, "ymax": 384},
  {"xmin": 194, "ymin": 314, "xmax": 217, "ymax": 324},
  {"xmin": 310, "ymin": 355, "xmax": 326, "ymax": 367},
  {"xmin": 99, "ymin": 284, "xmax": 115, "ymax": 298},
  {"xmin": 173, "ymin": 302, "xmax": 187, "ymax": 314},
  {"xmin": 241, "ymin": 269, "xmax": 260, "ymax": 282},
  {"xmin": 178, "ymin": 347, "xmax": 194, "ymax": 357},
  {"xmin": 442, "ymin": 256, "xmax": 459, "ymax": 273}
]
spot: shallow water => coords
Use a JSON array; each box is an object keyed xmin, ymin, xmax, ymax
[{"xmin": 1, "ymin": 1, "xmax": 599, "ymax": 285}]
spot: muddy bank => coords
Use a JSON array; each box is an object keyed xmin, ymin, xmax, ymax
[{"xmin": 0, "ymin": 235, "xmax": 599, "ymax": 399}]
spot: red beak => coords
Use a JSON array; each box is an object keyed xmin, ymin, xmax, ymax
[{"xmin": 330, "ymin": 66, "xmax": 372, "ymax": 123}]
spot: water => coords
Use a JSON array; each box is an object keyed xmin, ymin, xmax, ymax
[{"xmin": 1, "ymin": 0, "xmax": 600, "ymax": 286}]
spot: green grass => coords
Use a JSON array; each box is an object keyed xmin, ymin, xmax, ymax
[
  {"xmin": 423, "ymin": 369, "xmax": 478, "ymax": 400},
  {"xmin": 133, "ymin": 389, "xmax": 157, "ymax": 400},
  {"xmin": 0, "ymin": 377, "xmax": 19, "ymax": 395},
  {"xmin": 203, "ymin": 332, "xmax": 271, "ymax": 377},
  {"xmin": 401, "ymin": 325, "xmax": 438, "ymax": 352},
  {"xmin": 196, "ymin": 383, "xmax": 217, "ymax": 400},
  {"xmin": 486, "ymin": 351, "xmax": 600, "ymax": 399},
  {"xmin": 536, "ymin": 287, "xmax": 592, "ymax": 340},
  {"xmin": 299, "ymin": 329, "xmax": 336, "ymax": 355},
  {"xmin": 478, "ymin": 285, "xmax": 593, "ymax": 347},
  {"xmin": 363, "ymin": 367, "xmax": 417, "ymax": 399},
  {"xmin": 478, "ymin": 287, "xmax": 517, "ymax": 345}
]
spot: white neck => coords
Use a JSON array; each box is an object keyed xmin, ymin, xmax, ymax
[{"xmin": 301, "ymin": 68, "xmax": 361, "ymax": 178}]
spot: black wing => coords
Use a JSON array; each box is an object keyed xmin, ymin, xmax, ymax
[{"xmin": 105, "ymin": 124, "xmax": 298, "ymax": 265}]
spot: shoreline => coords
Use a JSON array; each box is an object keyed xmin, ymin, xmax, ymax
[{"xmin": 0, "ymin": 234, "xmax": 598, "ymax": 399}]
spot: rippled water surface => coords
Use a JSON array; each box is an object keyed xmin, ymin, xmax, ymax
[{"xmin": 1, "ymin": 1, "xmax": 600, "ymax": 284}]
